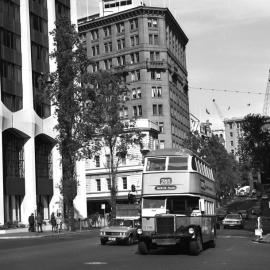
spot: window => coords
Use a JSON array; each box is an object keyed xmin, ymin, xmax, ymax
[
  {"xmin": 107, "ymin": 178, "xmax": 111, "ymax": 190},
  {"xmin": 132, "ymin": 88, "xmax": 141, "ymax": 99},
  {"xmin": 92, "ymin": 45, "xmax": 99, "ymax": 56},
  {"xmin": 117, "ymin": 55, "xmax": 125, "ymax": 66},
  {"xmin": 149, "ymin": 34, "xmax": 159, "ymax": 45},
  {"xmin": 133, "ymin": 105, "xmax": 142, "ymax": 117},
  {"xmin": 152, "ymin": 86, "xmax": 162, "ymax": 98},
  {"xmin": 230, "ymin": 141, "xmax": 234, "ymax": 146},
  {"xmin": 130, "ymin": 70, "xmax": 140, "ymax": 81},
  {"xmin": 229, "ymin": 123, "xmax": 233, "ymax": 129},
  {"xmin": 104, "ymin": 42, "xmax": 112, "ymax": 53},
  {"xmin": 153, "ymin": 104, "xmax": 163, "ymax": 115},
  {"xmin": 130, "ymin": 52, "xmax": 139, "ymax": 64},
  {"xmin": 32, "ymin": 13, "xmax": 44, "ymax": 33},
  {"xmin": 105, "ymin": 154, "xmax": 110, "ymax": 167},
  {"xmin": 104, "ymin": 59, "xmax": 112, "ymax": 70},
  {"xmin": 95, "ymin": 156, "xmax": 100, "ymax": 167},
  {"xmin": 103, "ymin": 26, "xmax": 111, "ymax": 37},
  {"xmin": 116, "ymin": 22, "xmax": 125, "ymax": 33},
  {"xmin": 146, "ymin": 157, "xmax": 166, "ymax": 171},
  {"xmin": 96, "ymin": 179, "xmax": 101, "ymax": 191},
  {"xmin": 122, "ymin": 177, "xmax": 127, "ymax": 190},
  {"xmin": 92, "ymin": 62, "xmax": 99, "ymax": 72},
  {"xmin": 157, "ymin": 122, "xmax": 164, "ymax": 133},
  {"xmin": 168, "ymin": 157, "xmax": 188, "ymax": 170},
  {"xmin": 148, "ymin": 18, "xmax": 158, "ymax": 28},
  {"xmin": 151, "ymin": 70, "xmax": 161, "ymax": 80},
  {"xmin": 230, "ymin": 132, "xmax": 233, "ymax": 137},
  {"xmin": 150, "ymin": 51, "xmax": 160, "ymax": 61},
  {"xmin": 130, "ymin": 18, "xmax": 138, "ymax": 30},
  {"xmin": 130, "ymin": 35, "xmax": 139, "ymax": 46},
  {"xmin": 119, "ymin": 107, "xmax": 128, "ymax": 119},
  {"xmin": 91, "ymin": 30, "xmax": 99, "ymax": 40},
  {"xmin": 117, "ymin": 38, "xmax": 125, "ymax": 50}
]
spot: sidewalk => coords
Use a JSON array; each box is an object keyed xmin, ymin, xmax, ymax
[
  {"xmin": 252, "ymin": 233, "xmax": 270, "ymax": 244},
  {"xmin": 0, "ymin": 227, "xmax": 99, "ymax": 240}
]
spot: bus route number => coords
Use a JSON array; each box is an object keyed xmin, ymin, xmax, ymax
[{"xmin": 160, "ymin": 178, "xmax": 172, "ymax": 185}]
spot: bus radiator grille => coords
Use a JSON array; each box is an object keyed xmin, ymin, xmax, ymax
[{"xmin": 156, "ymin": 216, "xmax": 174, "ymax": 234}]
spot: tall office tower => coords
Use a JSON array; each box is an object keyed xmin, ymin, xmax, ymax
[
  {"xmin": 78, "ymin": 1, "xmax": 190, "ymax": 150},
  {"xmin": 0, "ymin": 0, "xmax": 78, "ymax": 225}
]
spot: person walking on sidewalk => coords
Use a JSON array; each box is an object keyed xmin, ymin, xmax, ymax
[
  {"xmin": 50, "ymin": 212, "xmax": 57, "ymax": 232},
  {"xmin": 56, "ymin": 213, "xmax": 63, "ymax": 233},
  {"xmin": 28, "ymin": 213, "xmax": 35, "ymax": 232},
  {"xmin": 36, "ymin": 212, "xmax": 43, "ymax": 233}
]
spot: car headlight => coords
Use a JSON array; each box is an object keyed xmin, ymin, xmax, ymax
[
  {"xmin": 100, "ymin": 231, "xmax": 105, "ymax": 236},
  {"xmin": 188, "ymin": 227, "xmax": 195, "ymax": 234},
  {"xmin": 137, "ymin": 228, "xmax": 143, "ymax": 235},
  {"xmin": 120, "ymin": 232, "xmax": 126, "ymax": 237}
]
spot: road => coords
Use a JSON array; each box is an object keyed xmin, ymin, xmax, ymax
[{"xmin": 0, "ymin": 229, "xmax": 269, "ymax": 270}]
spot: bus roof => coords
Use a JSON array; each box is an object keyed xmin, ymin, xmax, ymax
[{"xmin": 145, "ymin": 148, "xmax": 195, "ymax": 158}]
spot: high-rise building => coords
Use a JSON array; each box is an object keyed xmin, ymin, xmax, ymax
[
  {"xmin": 0, "ymin": 0, "xmax": 81, "ymax": 226},
  {"xmin": 78, "ymin": 1, "xmax": 190, "ymax": 150}
]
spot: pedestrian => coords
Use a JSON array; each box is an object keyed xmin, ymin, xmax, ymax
[
  {"xmin": 50, "ymin": 212, "xmax": 57, "ymax": 232},
  {"xmin": 28, "ymin": 213, "xmax": 35, "ymax": 232},
  {"xmin": 56, "ymin": 212, "xmax": 62, "ymax": 233},
  {"xmin": 36, "ymin": 212, "xmax": 43, "ymax": 233}
]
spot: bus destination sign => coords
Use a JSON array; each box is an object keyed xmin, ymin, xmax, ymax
[{"xmin": 160, "ymin": 178, "xmax": 172, "ymax": 185}]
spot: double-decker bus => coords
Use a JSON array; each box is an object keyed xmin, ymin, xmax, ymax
[{"xmin": 137, "ymin": 148, "xmax": 217, "ymax": 255}]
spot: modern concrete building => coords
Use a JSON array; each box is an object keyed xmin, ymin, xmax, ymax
[
  {"xmin": 0, "ymin": 0, "xmax": 84, "ymax": 226},
  {"xmin": 78, "ymin": 0, "xmax": 190, "ymax": 150}
]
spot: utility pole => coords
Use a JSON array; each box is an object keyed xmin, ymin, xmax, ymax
[{"xmin": 263, "ymin": 69, "xmax": 270, "ymax": 116}]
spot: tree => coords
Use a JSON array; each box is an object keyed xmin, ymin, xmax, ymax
[
  {"xmin": 47, "ymin": 18, "xmax": 96, "ymax": 230},
  {"xmin": 83, "ymin": 71, "xmax": 143, "ymax": 217},
  {"xmin": 238, "ymin": 114, "xmax": 270, "ymax": 186},
  {"xmin": 184, "ymin": 132, "xmax": 240, "ymax": 200}
]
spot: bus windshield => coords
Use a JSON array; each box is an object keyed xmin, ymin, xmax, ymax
[
  {"xmin": 146, "ymin": 158, "xmax": 166, "ymax": 171},
  {"xmin": 168, "ymin": 157, "xmax": 188, "ymax": 170},
  {"xmin": 143, "ymin": 197, "xmax": 166, "ymax": 208}
]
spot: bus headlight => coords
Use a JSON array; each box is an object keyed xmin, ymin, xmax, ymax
[
  {"xmin": 188, "ymin": 227, "xmax": 195, "ymax": 234},
  {"xmin": 137, "ymin": 228, "xmax": 143, "ymax": 235}
]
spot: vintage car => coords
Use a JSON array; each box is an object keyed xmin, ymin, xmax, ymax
[
  {"xmin": 100, "ymin": 218, "xmax": 140, "ymax": 245},
  {"xmin": 222, "ymin": 213, "xmax": 244, "ymax": 229}
]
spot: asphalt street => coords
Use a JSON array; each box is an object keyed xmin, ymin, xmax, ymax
[{"xmin": 0, "ymin": 229, "xmax": 269, "ymax": 270}]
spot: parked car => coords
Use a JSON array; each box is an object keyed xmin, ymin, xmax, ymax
[
  {"xmin": 222, "ymin": 213, "xmax": 244, "ymax": 229},
  {"xmin": 99, "ymin": 218, "xmax": 140, "ymax": 245}
]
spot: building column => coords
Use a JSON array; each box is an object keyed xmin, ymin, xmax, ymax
[
  {"xmin": 21, "ymin": 138, "xmax": 37, "ymax": 224},
  {"xmin": 0, "ymin": 129, "xmax": 4, "ymax": 224},
  {"xmin": 21, "ymin": 0, "xmax": 33, "ymax": 110}
]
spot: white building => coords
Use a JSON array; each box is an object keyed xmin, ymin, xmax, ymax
[{"xmin": 84, "ymin": 119, "xmax": 159, "ymax": 216}]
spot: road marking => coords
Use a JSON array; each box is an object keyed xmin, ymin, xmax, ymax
[{"xmin": 84, "ymin": 262, "xmax": 107, "ymax": 265}]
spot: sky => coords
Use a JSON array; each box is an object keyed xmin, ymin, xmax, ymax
[{"xmin": 76, "ymin": 0, "xmax": 270, "ymax": 129}]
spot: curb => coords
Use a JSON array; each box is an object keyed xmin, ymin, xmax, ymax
[{"xmin": 0, "ymin": 229, "xmax": 99, "ymax": 240}]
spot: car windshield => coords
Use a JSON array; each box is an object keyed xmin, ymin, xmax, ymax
[
  {"xmin": 226, "ymin": 214, "xmax": 241, "ymax": 219},
  {"xmin": 109, "ymin": 219, "xmax": 133, "ymax": 227}
]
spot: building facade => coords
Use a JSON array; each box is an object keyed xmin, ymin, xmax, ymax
[
  {"xmin": 0, "ymin": 0, "xmax": 83, "ymax": 225},
  {"xmin": 84, "ymin": 119, "xmax": 159, "ymax": 216},
  {"xmin": 78, "ymin": 1, "xmax": 190, "ymax": 150}
]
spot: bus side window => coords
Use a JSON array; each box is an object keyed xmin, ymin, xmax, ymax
[{"xmin": 191, "ymin": 157, "xmax": 197, "ymax": 170}]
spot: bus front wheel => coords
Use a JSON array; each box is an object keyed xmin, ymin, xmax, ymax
[{"xmin": 138, "ymin": 241, "xmax": 149, "ymax": 255}]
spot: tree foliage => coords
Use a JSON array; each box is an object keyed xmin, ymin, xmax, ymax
[
  {"xmin": 47, "ymin": 18, "xmax": 96, "ymax": 229},
  {"xmin": 238, "ymin": 114, "xmax": 270, "ymax": 184},
  {"xmin": 183, "ymin": 131, "xmax": 240, "ymax": 199},
  {"xmin": 83, "ymin": 71, "xmax": 143, "ymax": 217}
]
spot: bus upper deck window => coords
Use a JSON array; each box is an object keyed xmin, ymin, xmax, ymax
[
  {"xmin": 168, "ymin": 157, "xmax": 188, "ymax": 170},
  {"xmin": 146, "ymin": 158, "xmax": 166, "ymax": 171}
]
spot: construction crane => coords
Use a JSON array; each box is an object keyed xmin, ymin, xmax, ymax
[{"xmin": 263, "ymin": 69, "xmax": 270, "ymax": 116}]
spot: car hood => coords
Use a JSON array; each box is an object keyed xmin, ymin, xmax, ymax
[{"xmin": 100, "ymin": 226, "xmax": 133, "ymax": 233}]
